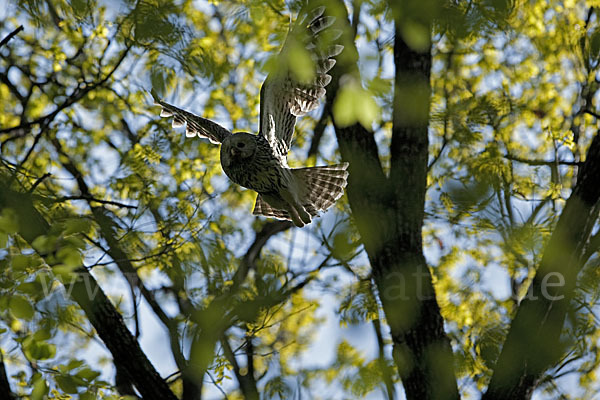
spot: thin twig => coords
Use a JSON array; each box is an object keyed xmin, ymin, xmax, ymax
[
  {"xmin": 206, "ymin": 371, "xmax": 230, "ymax": 399},
  {"xmin": 0, "ymin": 25, "xmax": 23, "ymax": 48},
  {"xmin": 165, "ymin": 370, "xmax": 181, "ymax": 384},
  {"xmin": 0, "ymin": 45, "xmax": 131, "ymax": 136},
  {"xmin": 28, "ymin": 172, "xmax": 52, "ymax": 192},
  {"xmin": 504, "ymin": 153, "xmax": 580, "ymax": 166},
  {"xmin": 18, "ymin": 130, "xmax": 44, "ymax": 168},
  {"xmin": 373, "ymin": 317, "xmax": 395, "ymax": 400},
  {"xmin": 584, "ymin": 109, "xmax": 600, "ymax": 120},
  {"xmin": 57, "ymin": 195, "xmax": 137, "ymax": 209}
]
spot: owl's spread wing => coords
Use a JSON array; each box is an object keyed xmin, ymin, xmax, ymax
[
  {"xmin": 259, "ymin": 6, "xmax": 343, "ymax": 158},
  {"xmin": 151, "ymin": 89, "xmax": 231, "ymax": 144}
]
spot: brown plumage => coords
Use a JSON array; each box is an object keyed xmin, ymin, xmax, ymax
[{"xmin": 151, "ymin": 5, "xmax": 347, "ymax": 227}]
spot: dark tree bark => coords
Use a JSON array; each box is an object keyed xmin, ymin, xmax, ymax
[
  {"xmin": 0, "ymin": 181, "xmax": 178, "ymax": 400},
  {"xmin": 0, "ymin": 25, "xmax": 23, "ymax": 49},
  {"xmin": 222, "ymin": 336, "xmax": 260, "ymax": 400},
  {"xmin": 484, "ymin": 132, "xmax": 600, "ymax": 399},
  {"xmin": 0, "ymin": 357, "xmax": 16, "ymax": 400},
  {"xmin": 325, "ymin": 2, "xmax": 459, "ymax": 399},
  {"xmin": 49, "ymin": 136, "xmax": 205, "ymax": 399}
]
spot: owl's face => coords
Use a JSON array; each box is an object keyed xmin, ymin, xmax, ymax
[{"xmin": 221, "ymin": 133, "xmax": 257, "ymax": 167}]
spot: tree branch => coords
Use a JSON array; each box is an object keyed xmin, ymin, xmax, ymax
[
  {"xmin": 0, "ymin": 72, "xmax": 25, "ymax": 103},
  {"xmin": 324, "ymin": 2, "xmax": 459, "ymax": 399},
  {"xmin": 231, "ymin": 220, "xmax": 292, "ymax": 291},
  {"xmin": 484, "ymin": 131, "xmax": 600, "ymax": 399},
  {"xmin": 0, "ymin": 181, "xmax": 177, "ymax": 400},
  {"xmin": 221, "ymin": 335, "xmax": 259, "ymax": 400},
  {"xmin": 0, "ymin": 45, "xmax": 130, "ymax": 137},
  {"xmin": 373, "ymin": 318, "xmax": 396, "ymax": 400},
  {"xmin": 504, "ymin": 153, "xmax": 580, "ymax": 167},
  {"xmin": 582, "ymin": 231, "xmax": 600, "ymax": 264},
  {"xmin": 0, "ymin": 25, "xmax": 23, "ymax": 48},
  {"xmin": 56, "ymin": 195, "xmax": 137, "ymax": 209},
  {"xmin": 0, "ymin": 353, "xmax": 16, "ymax": 400},
  {"xmin": 143, "ymin": 207, "xmax": 203, "ymax": 400},
  {"xmin": 49, "ymin": 136, "xmax": 188, "ymax": 397}
]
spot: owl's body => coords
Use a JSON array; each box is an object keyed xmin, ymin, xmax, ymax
[
  {"xmin": 220, "ymin": 133, "xmax": 284, "ymax": 193},
  {"xmin": 219, "ymin": 132, "xmax": 348, "ymax": 227},
  {"xmin": 152, "ymin": 5, "xmax": 348, "ymax": 227}
]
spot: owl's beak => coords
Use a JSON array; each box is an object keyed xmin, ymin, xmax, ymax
[{"xmin": 230, "ymin": 148, "xmax": 240, "ymax": 157}]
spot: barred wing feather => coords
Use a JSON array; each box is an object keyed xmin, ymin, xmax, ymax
[
  {"xmin": 259, "ymin": 6, "xmax": 343, "ymax": 159},
  {"xmin": 151, "ymin": 89, "xmax": 231, "ymax": 144}
]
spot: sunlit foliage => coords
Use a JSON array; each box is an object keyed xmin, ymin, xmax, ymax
[{"xmin": 1, "ymin": 0, "xmax": 600, "ymax": 399}]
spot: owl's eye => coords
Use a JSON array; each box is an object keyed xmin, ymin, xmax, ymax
[{"xmin": 237, "ymin": 142, "xmax": 246, "ymax": 149}]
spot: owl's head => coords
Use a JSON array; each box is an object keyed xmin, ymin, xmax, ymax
[{"xmin": 221, "ymin": 132, "xmax": 257, "ymax": 167}]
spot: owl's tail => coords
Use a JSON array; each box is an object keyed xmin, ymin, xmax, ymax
[
  {"xmin": 293, "ymin": 162, "xmax": 349, "ymax": 217},
  {"xmin": 252, "ymin": 163, "xmax": 349, "ymax": 226}
]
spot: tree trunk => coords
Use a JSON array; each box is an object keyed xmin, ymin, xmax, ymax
[
  {"xmin": 325, "ymin": 3, "xmax": 459, "ymax": 398},
  {"xmin": 484, "ymin": 132, "xmax": 600, "ymax": 399}
]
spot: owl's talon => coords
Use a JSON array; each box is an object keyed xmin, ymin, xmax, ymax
[
  {"xmin": 292, "ymin": 215, "xmax": 304, "ymax": 227},
  {"xmin": 298, "ymin": 207, "xmax": 311, "ymax": 225},
  {"xmin": 288, "ymin": 206, "xmax": 305, "ymax": 228}
]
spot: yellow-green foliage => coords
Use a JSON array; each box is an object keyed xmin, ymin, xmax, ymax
[{"xmin": 2, "ymin": 0, "xmax": 600, "ymax": 398}]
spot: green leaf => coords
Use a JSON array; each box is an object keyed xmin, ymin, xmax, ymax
[
  {"xmin": 0, "ymin": 232, "xmax": 8, "ymax": 248},
  {"xmin": 53, "ymin": 263, "xmax": 79, "ymax": 281},
  {"xmin": 264, "ymin": 376, "xmax": 292, "ymax": 399},
  {"xmin": 368, "ymin": 76, "xmax": 392, "ymax": 98},
  {"xmin": 30, "ymin": 373, "xmax": 49, "ymax": 400},
  {"xmin": 17, "ymin": 281, "xmax": 42, "ymax": 296},
  {"xmin": 12, "ymin": 254, "xmax": 32, "ymax": 272},
  {"xmin": 333, "ymin": 83, "xmax": 379, "ymax": 128},
  {"xmin": 25, "ymin": 340, "xmax": 56, "ymax": 360},
  {"xmin": 249, "ymin": 5, "xmax": 265, "ymax": 23},
  {"xmin": 0, "ymin": 208, "xmax": 19, "ymax": 234},
  {"xmin": 79, "ymin": 391, "xmax": 96, "ymax": 400},
  {"xmin": 150, "ymin": 68, "xmax": 166, "ymax": 96},
  {"xmin": 9, "ymin": 295, "xmax": 34, "ymax": 320},
  {"xmin": 64, "ymin": 219, "xmax": 91, "ymax": 235},
  {"xmin": 71, "ymin": 0, "xmax": 88, "ymax": 16},
  {"xmin": 288, "ymin": 42, "xmax": 315, "ymax": 83},
  {"xmin": 64, "ymin": 236, "xmax": 87, "ymax": 249},
  {"xmin": 65, "ymin": 359, "xmax": 86, "ymax": 371},
  {"xmin": 56, "ymin": 246, "xmax": 82, "ymax": 268},
  {"xmin": 32, "ymin": 235, "xmax": 53, "ymax": 254},
  {"xmin": 33, "ymin": 327, "xmax": 52, "ymax": 341},
  {"xmin": 333, "ymin": 86, "xmax": 357, "ymax": 127},
  {"xmin": 55, "ymin": 375, "xmax": 80, "ymax": 394},
  {"xmin": 399, "ymin": 20, "xmax": 431, "ymax": 52},
  {"xmin": 77, "ymin": 367, "xmax": 101, "ymax": 382},
  {"xmin": 332, "ymin": 232, "xmax": 353, "ymax": 261}
]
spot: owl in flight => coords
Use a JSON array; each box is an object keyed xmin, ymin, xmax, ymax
[{"xmin": 151, "ymin": 6, "xmax": 348, "ymax": 227}]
